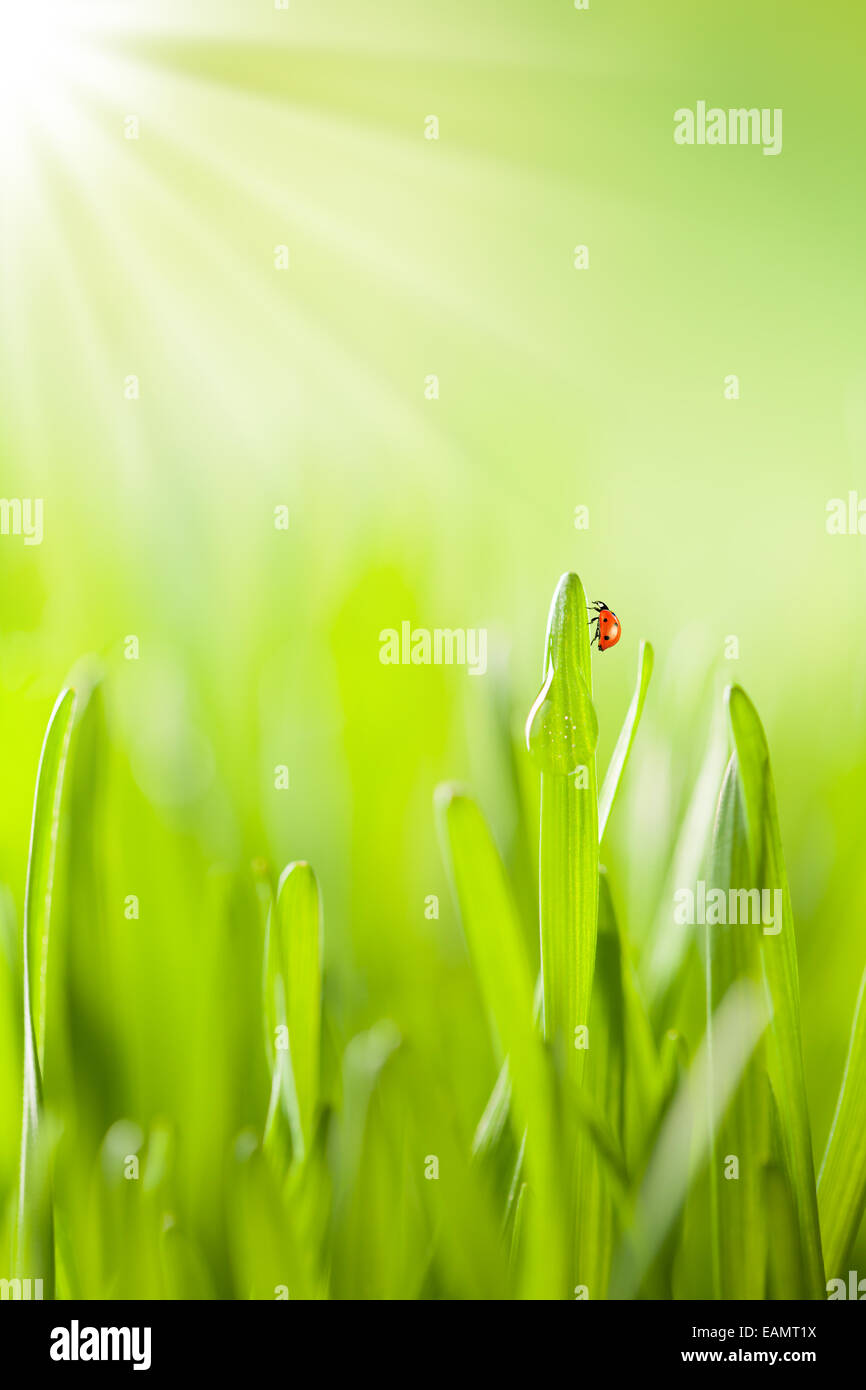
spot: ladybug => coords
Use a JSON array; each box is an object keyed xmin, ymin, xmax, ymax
[{"xmin": 588, "ymin": 600, "xmax": 621, "ymax": 652}]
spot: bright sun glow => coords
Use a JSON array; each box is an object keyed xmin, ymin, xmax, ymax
[
  {"xmin": 0, "ymin": 2, "xmax": 72, "ymax": 109},
  {"xmin": 0, "ymin": 1, "xmax": 193, "ymax": 183},
  {"xmin": 0, "ymin": 0, "xmax": 90, "ymax": 184}
]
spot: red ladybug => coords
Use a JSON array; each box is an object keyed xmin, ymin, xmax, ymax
[{"xmin": 588, "ymin": 600, "xmax": 621, "ymax": 652}]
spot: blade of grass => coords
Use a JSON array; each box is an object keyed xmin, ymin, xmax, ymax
[
  {"xmin": 589, "ymin": 869, "xmax": 626, "ymax": 1140},
  {"xmin": 598, "ymin": 639, "xmax": 654, "ymax": 843},
  {"xmin": 641, "ymin": 1029, "xmax": 689, "ymax": 1298},
  {"xmin": 525, "ymin": 572, "xmax": 599, "ymax": 1064},
  {"xmin": 622, "ymin": 985, "xmax": 662, "ymax": 1171},
  {"xmin": 229, "ymin": 1132, "xmax": 318, "ymax": 1299},
  {"xmin": 160, "ymin": 1219, "xmax": 217, "ymax": 1300},
  {"xmin": 436, "ymin": 785, "xmax": 566, "ymax": 1297},
  {"xmin": 727, "ymin": 684, "xmax": 825, "ymax": 1297},
  {"xmin": 610, "ymin": 979, "xmax": 766, "ymax": 1299},
  {"xmin": 13, "ymin": 687, "xmax": 77, "ymax": 1298},
  {"xmin": 764, "ymin": 1160, "xmax": 805, "ymax": 1299},
  {"xmin": 26, "ymin": 688, "xmax": 77, "ymax": 1065},
  {"xmin": 472, "ymin": 1057, "xmax": 513, "ymax": 1163},
  {"xmin": 576, "ymin": 869, "xmax": 627, "ymax": 1297},
  {"xmin": 817, "ymin": 964, "xmax": 866, "ymax": 1279},
  {"xmin": 705, "ymin": 753, "xmax": 769, "ymax": 1299},
  {"xmin": 491, "ymin": 665, "xmax": 538, "ymax": 963},
  {"xmin": 644, "ymin": 716, "xmax": 728, "ymax": 1021},
  {"xmin": 334, "ymin": 1021, "xmax": 402, "ymax": 1218},
  {"xmin": 263, "ymin": 862, "xmax": 322, "ymax": 1165}
]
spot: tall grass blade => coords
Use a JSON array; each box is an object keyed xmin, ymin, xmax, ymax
[
  {"xmin": 705, "ymin": 754, "xmax": 768, "ymax": 1298},
  {"xmin": 14, "ymin": 687, "xmax": 77, "ymax": 1298},
  {"xmin": 436, "ymin": 785, "xmax": 566, "ymax": 1297},
  {"xmin": 817, "ymin": 965, "xmax": 866, "ymax": 1279},
  {"xmin": 576, "ymin": 869, "xmax": 627, "ymax": 1296},
  {"xmin": 525, "ymin": 572, "xmax": 599, "ymax": 1061},
  {"xmin": 611, "ymin": 980, "xmax": 766, "ymax": 1298},
  {"xmin": 727, "ymin": 684, "xmax": 824, "ymax": 1297},
  {"xmin": 764, "ymin": 1161, "xmax": 804, "ymax": 1298},
  {"xmin": 264, "ymin": 862, "xmax": 322, "ymax": 1164},
  {"xmin": 644, "ymin": 719, "xmax": 728, "ymax": 1020},
  {"xmin": 599, "ymin": 639, "xmax": 654, "ymax": 843}
]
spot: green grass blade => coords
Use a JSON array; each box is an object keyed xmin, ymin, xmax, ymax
[
  {"xmin": 589, "ymin": 870, "xmax": 626, "ymax": 1140},
  {"xmin": 705, "ymin": 753, "xmax": 769, "ymax": 1298},
  {"xmin": 598, "ymin": 639, "xmax": 654, "ymax": 843},
  {"xmin": 576, "ymin": 869, "xmax": 627, "ymax": 1297},
  {"xmin": 644, "ymin": 719, "xmax": 728, "ymax": 1019},
  {"xmin": 334, "ymin": 1021, "xmax": 402, "ymax": 1218},
  {"xmin": 160, "ymin": 1220, "xmax": 217, "ymax": 1300},
  {"xmin": 491, "ymin": 666, "xmax": 539, "ymax": 963},
  {"xmin": 264, "ymin": 861, "xmax": 322, "ymax": 1164},
  {"xmin": 611, "ymin": 980, "xmax": 766, "ymax": 1298},
  {"xmin": 436, "ymin": 785, "xmax": 539, "ymax": 1083},
  {"xmin": 764, "ymin": 1160, "xmax": 805, "ymax": 1299},
  {"xmin": 472, "ymin": 1057, "xmax": 512, "ymax": 1160},
  {"xmin": 817, "ymin": 965, "xmax": 866, "ymax": 1279},
  {"xmin": 26, "ymin": 688, "xmax": 77, "ymax": 1064},
  {"xmin": 14, "ymin": 686, "xmax": 77, "ymax": 1297},
  {"xmin": 727, "ymin": 684, "xmax": 825, "ymax": 1297},
  {"xmin": 229, "ymin": 1133, "xmax": 315, "ymax": 1299},
  {"xmin": 436, "ymin": 785, "xmax": 566, "ymax": 1297},
  {"xmin": 526, "ymin": 572, "xmax": 599, "ymax": 1062}
]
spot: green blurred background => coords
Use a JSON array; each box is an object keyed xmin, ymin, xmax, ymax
[{"xmin": 1, "ymin": 0, "xmax": 865, "ymax": 1294}]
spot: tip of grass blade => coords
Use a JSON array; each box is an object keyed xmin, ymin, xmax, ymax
[
  {"xmin": 525, "ymin": 572, "xmax": 598, "ymax": 775},
  {"xmin": 725, "ymin": 684, "xmax": 767, "ymax": 752},
  {"xmin": 276, "ymin": 859, "xmax": 313, "ymax": 891},
  {"xmin": 434, "ymin": 782, "xmax": 475, "ymax": 828}
]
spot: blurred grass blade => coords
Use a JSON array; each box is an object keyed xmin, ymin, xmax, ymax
[
  {"xmin": 264, "ymin": 862, "xmax": 322, "ymax": 1164},
  {"xmin": 611, "ymin": 980, "xmax": 766, "ymax": 1299},
  {"xmin": 160, "ymin": 1219, "xmax": 217, "ymax": 1300},
  {"xmin": 26, "ymin": 687, "xmax": 76, "ymax": 1064},
  {"xmin": 491, "ymin": 664, "xmax": 538, "ymax": 963},
  {"xmin": 14, "ymin": 686, "xmax": 77, "ymax": 1297},
  {"xmin": 818, "ymin": 965, "xmax": 866, "ymax": 1278},
  {"xmin": 436, "ymin": 785, "xmax": 566, "ymax": 1297},
  {"xmin": 705, "ymin": 754, "xmax": 768, "ymax": 1298},
  {"xmin": 620, "ymin": 958, "xmax": 661, "ymax": 1175},
  {"xmin": 598, "ymin": 639, "xmax": 654, "ymax": 843},
  {"xmin": 335, "ymin": 1021, "xmax": 402, "ymax": 1216},
  {"xmin": 764, "ymin": 1160, "xmax": 805, "ymax": 1299},
  {"xmin": 526, "ymin": 572, "xmax": 599, "ymax": 1062},
  {"xmin": 644, "ymin": 717, "xmax": 728, "ymax": 1018},
  {"xmin": 727, "ymin": 684, "xmax": 824, "ymax": 1297},
  {"xmin": 229, "ymin": 1133, "xmax": 318, "ymax": 1299},
  {"xmin": 472, "ymin": 1057, "xmax": 512, "ymax": 1163},
  {"xmin": 576, "ymin": 869, "xmax": 627, "ymax": 1297},
  {"xmin": 588, "ymin": 870, "xmax": 626, "ymax": 1140},
  {"xmin": 436, "ymin": 788, "xmax": 535, "ymax": 1061},
  {"xmin": 637, "ymin": 1029, "xmax": 689, "ymax": 1299}
]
